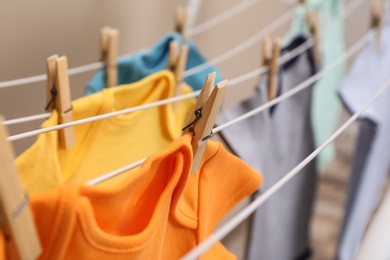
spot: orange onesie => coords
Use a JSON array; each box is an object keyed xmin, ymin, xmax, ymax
[{"xmin": 5, "ymin": 134, "xmax": 262, "ymax": 259}]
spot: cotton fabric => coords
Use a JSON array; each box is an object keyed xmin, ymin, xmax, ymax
[
  {"xmin": 6, "ymin": 134, "xmax": 262, "ymax": 259},
  {"xmin": 86, "ymin": 32, "xmax": 223, "ymax": 95},
  {"xmin": 337, "ymin": 24, "xmax": 390, "ymax": 259},
  {"xmin": 16, "ymin": 71, "xmax": 196, "ymax": 194},
  {"xmin": 217, "ymin": 36, "xmax": 318, "ymax": 260},
  {"xmin": 283, "ymin": 0, "xmax": 345, "ymax": 169}
]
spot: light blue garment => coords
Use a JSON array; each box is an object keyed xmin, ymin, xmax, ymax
[
  {"xmin": 85, "ymin": 32, "xmax": 223, "ymax": 95},
  {"xmin": 337, "ymin": 24, "xmax": 390, "ymax": 259},
  {"xmin": 283, "ymin": 0, "xmax": 345, "ymax": 169}
]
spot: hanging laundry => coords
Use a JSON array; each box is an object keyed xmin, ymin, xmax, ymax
[
  {"xmin": 85, "ymin": 32, "xmax": 223, "ymax": 95},
  {"xmin": 355, "ymin": 183, "xmax": 390, "ymax": 259},
  {"xmin": 0, "ymin": 230, "xmax": 4, "ymax": 260},
  {"xmin": 283, "ymin": 0, "xmax": 345, "ymax": 169},
  {"xmin": 16, "ymin": 71, "xmax": 196, "ymax": 194},
  {"xmin": 337, "ymin": 18, "xmax": 390, "ymax": 260},
  {"xmin": 211, "ymin": 133, "xmax": 252, "ymax": 260},
  {"xmin": 5, "ymin": 134, "xmax": 262, "ymax": 259},
  {"xmin": 217, "ymin": 35, "xmax": 318, "ymax": 260}
]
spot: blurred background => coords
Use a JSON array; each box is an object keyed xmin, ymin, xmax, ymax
[{"xmin": 0, "ymin": 1, "xmax": 379, "ymax": 259}]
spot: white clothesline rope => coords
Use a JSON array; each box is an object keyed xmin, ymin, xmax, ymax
[
  {"xmin": 0, "ymin": 0, "xmax": 279, "ymax": 89},
  {"xmin": 183, "ymin": 8, "xmax": 295, "ymax": 77},
  {"xmin": 2, "ymin": 27, "xmax": 305, "ymax": 127},
  {"xmin": 186, "ymin": 0, "xmax": 203, "ymax": 30},
  {"xmin": 85, "ymin": 26, "xmax": 372, "ymax": 186},
  {"xmin": 3, "ymin": 0, "xmax": 365, "ymax": 136},
  {"xmin": 3, "ymin": 0, "xmax": 362, "ymax": 127},
  {"xmin": 3, "ymin": 113, "xmax": 50, "ymax": 126},
  {"xmin": 5, "ymin": 36, "xmax": 317, "ymax": 140},
  {"xmin": 185, "ymin": 0, "xmax": 366, "ymax": 78},
  {"xmin": 214, "ymin": 31, "xmax": 372, "ymax": 134},
  {"xmin": 181, "ymin": 59, "xmax": 390, "ymax": 260},
  {"xmin": 187, "ymin": 0, "xmax": 262, "ymax": 37}
]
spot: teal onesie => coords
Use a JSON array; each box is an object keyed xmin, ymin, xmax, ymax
[
  {"xmin": 283, "ymin": 0, "xmax": 345, "ymax": 169},
  {"xmin": 85, "ymin": 32, "xmax": 223, "ymax": 95}
]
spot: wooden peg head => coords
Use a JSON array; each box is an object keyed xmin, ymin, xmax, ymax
[
  {"xmin": 175, "ymin": 6, "xmax": 189, "ymax": 42},
  {"xmin": 100, "ymin": 27, "xmax": 111, "ymax": 61},
  {"xmin": 268, "ymin": 38, "xmax": 281, "ymax": 101},
  {"xmin": 308, "ymin": 11, "xmax": 321, "ymax": 64},
  {"xmin": 168, "ymin": 41, "xmax": 179, "ymax": 71},
  {"xmin": 46, "ymin": 54, "xmax": 60, "ymax": 112},
  {"xmin": 173, "ymin": 43, "xmax": 189, "ymax": 106},
  {"xmin": 371, "ymin": 0, "xmax": 382, "ymax": 28},
  {"xmin": 261, "ymin": 36, "xmax": 272, "ymax": 67},
  {"xmin": 371, "ymin": 0, "xmax": 383, "ymax": 52},
  {"xmin": 100, "ymin": 27, "xmax": 119, "ymax": 88}
]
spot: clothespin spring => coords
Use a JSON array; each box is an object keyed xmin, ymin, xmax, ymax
[{"xmin": 182, "ymin": 108, "xmax": 203, "ymax": 132}]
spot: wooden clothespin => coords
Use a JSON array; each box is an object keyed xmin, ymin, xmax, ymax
[
  {"xmin": 371, "ymin": 0, "xmax": 383, "ymax": 52},
  {"xmin": 0, "ymin": 117, "xmax": 41, "ymax": 260},
  {"xmin": 261, "ymin": 36, "xmax": 272, "ymax": 67},
  {"xmin": 308, "ymin": 11, "xmax": 321, "ymax": 64},
  {"xmin": 168, "ymin": 40, "xmax": 189, "ymax": 108},
  {"xmin": 100, "ymin": 26, "xmax": 119, "ymax": 88},
  {"xmin": 182, "ymin": 73, "xmax": 228, "ymax": 174},
  {"xmin": 269, "ymin": 38, "xmax": 281, "ymax": 101},
  {"xmin": 299, "ymin": 0, "xmax": 321, "ymax": 63},
  {"xmin": 45, "ymin": 55, "xmax": 75, "ymax": 149},
  {"xmin": 261, "ymin": 37, "xmax": 280, "ymax": 100},
  {"xmin": 170, "ymin": 6, "xmax": 190, "ymax": 108},
  {"xmin": 168, "ymin": 41, "xmax": 180, "ymax": 72},
  {"xmin": 175, "ymin": 6, "xmax": 189, "ymax": 43}
]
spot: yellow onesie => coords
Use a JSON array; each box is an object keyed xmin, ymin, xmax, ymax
[{"xmin": 16, "ymin": 70, "xmax": 196, "ymax": 193}]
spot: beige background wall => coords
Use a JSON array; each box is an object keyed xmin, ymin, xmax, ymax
[{"xmin": 0, "ymin": 0, "xmax": 369, "ymax": 155}]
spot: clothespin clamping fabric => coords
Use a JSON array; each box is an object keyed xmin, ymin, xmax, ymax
[
  {"xmin": 0, "ymin": 117, "xmax": 41, "ymax": 260},
  {"xmin": 100, "ymin": 26, "xmax": 119, "ymax": 88},
  {"xmin": 45, "ymin": 55, "xmax": 75, "ymax": 149},
  {"xmin": 261, "ymin": 36, "xmax": 281, "ymax": 101},
  {"xmin": 182, "ymin": 73, "xmax": 228, "ymax": 174},
  {"xmin": 371, "ymin": 0, "xmax": 384, "ymax": 52},
  {"xmin": 169, "ymin": 6, "xmax": 190, "ymax": 107}
]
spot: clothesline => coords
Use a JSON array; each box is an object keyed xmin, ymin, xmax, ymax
[
  {"xmin": 187, "ymin": 0, "xmax": 262, "ymax": 37},
  {"xmin": 180, "ymin": 66, "xmax": 390, "ymax": 260},
  {"xmin": 4, "ymin": 38, "xmax": 319, "ymax": 142},
  {"xmin": 0, "ymin": 0, "xmax": 277, "ymax": 89},
  {"xmin": 1, "ymin": 39, "xmax": 307, "ymax": 128},
  {"xmin": 2, "ymin": 0, "xmax": 364, "ymax": 127},
  {"xmin": 86, "ymin": 29, "xmax": 373, "ymax": 186},
  {"xmin": 4, "ymin": 0, "xmax": 364, "ymax": 137}
]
